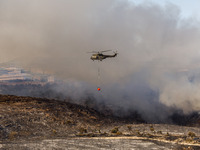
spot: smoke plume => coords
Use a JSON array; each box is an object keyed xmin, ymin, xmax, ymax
[{"xmin": 1, "ymin": 0, "xmax": 200, "ymax": 122}]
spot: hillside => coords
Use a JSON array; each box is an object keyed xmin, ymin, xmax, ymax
[
  {"xmin": 0, "ymin": 95, "xmax": 200, "ymax": 149},
  {"xmin": 0, "ymin": 95, "xmax": 144, "ymax": 141}
]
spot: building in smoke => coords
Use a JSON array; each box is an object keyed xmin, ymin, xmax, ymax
[
  {"xmin": 0, "ymin": 67, "xmax": 54, "ymax": 84},
  {"xmin": 0, "ymin": 67, "xmax": 32, "ymax": 81}
]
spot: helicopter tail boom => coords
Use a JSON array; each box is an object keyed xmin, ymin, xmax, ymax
[{"xmin": 104, "ymin": 52, "xmax": 118, "ymax": 58}]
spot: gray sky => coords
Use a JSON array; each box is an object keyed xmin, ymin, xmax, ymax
[{"xmin": 130, "ymin": 0, "xmax": 200, "ymax": 19}]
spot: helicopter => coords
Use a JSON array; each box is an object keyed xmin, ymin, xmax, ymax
[{"xmin": 88, "ymin": 50, "xmax": 118, "ymax": 61}]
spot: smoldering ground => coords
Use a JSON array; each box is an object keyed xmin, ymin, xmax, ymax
[{"xmin": 0, "ymin": 0, "xmax": 200, "ymax": 122}]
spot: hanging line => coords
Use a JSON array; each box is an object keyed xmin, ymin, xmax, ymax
[
  {"xmin": 98, "ymin": 60, "xmax": 100, "ymax": 87},
  {"xmin": 97, "ymin": 60, "xmax": 102, "ymax": 92}
]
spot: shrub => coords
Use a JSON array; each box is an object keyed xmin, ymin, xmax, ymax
[
  {"xmin": 66, "ymin": 120, "xmax": 72, "ymax": 124},
  {"xmin": 127, "ymin": 125, "xmax": 132, "ymax": 131},
  {"xmin": 9, "ymin": 131, "xmax": 18, "ymax": 140},
  {"xmin": 116, "ymin": 131, "xmax": 122, "ymax": 135},
  {"xmin": 188, "ymin": 131, "xmax": 196, "ymax": 137},
  {"xmin": 79, "ymin": 127, "xmax": 87, "ymax": 134},
  {"xmin": 149, "ymin": 125, "xmax": 154, "ymax": 132},
  {"xmin": 146, "ymin": 133, "xmax": 153, "ymax": 138},
  {"xmin": 52, "ymin": 129, "xmax": 57, "ymax": 135},
  {"xmin": 166, "ymin": 132, "xmax": 170, "ymax": 136},
  {"xmin": 186, "ymin": 137, "xmax": 193, "ymax": 143},
  {"xmin": 90, "ymin": 116, "xmax": 97, "ymax": 120},
  {"xmin": 137, "ymin": 131, "xmax": 142, "ymax": 136},
  {"xmin": 157, "ymin": 131, "xmax": 162, "ymax": 134},
  {"xmin": 111, "ymin": 127, "xmax": 119, "ymax": 133}
]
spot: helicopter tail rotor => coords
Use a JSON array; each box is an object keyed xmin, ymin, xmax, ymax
[{"xmin": 113, "ymin": 50, "xmax": 118, "ymax": 56}]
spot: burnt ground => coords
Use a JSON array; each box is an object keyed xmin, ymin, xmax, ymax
[
  {"xmin": 0, "ymin": 95, "xmax": 143, "ymax": 140},
  {"xmin": 0, "ymin": 94, "xmax": 200, "ymax": 149}
]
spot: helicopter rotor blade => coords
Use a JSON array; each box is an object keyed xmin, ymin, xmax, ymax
[
  {"xmin": 87, "ymin": 49, "xmax": 114, "ymax": 54},
  {"xmin": 100, "ymin": 50, "xmax": 112, "ymax": 53},
  {"xmin": 86, "ymin": 51, "xmax": 99, "ymax": 53}
]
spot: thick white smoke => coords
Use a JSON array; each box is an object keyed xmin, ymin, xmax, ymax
[{"xmin": 0, "ymin": 0, "xmax": 200, "ymax": 121}]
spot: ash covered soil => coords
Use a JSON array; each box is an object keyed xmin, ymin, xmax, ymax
[{"xmin": 0, "ymin": 95, "xmax": 200, "ymax": 149}]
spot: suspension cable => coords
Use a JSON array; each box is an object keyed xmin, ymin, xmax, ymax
[{"xmin": 97, "ymin": 61, "xmax": 101, "ymax": 91}]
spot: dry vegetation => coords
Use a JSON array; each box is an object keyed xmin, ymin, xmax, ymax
[
  {"xmin": 0, "ymin": 94, "xmax": 200, "ymax": 149},
  {"xmin": 0, "ymin": 94, "xmax": 119, "ymax": 141}
]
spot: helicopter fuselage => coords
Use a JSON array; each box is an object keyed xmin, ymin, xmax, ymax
[{"xmin": 91, "ymin": 53, "xmax": 117, "ymax": 61}]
